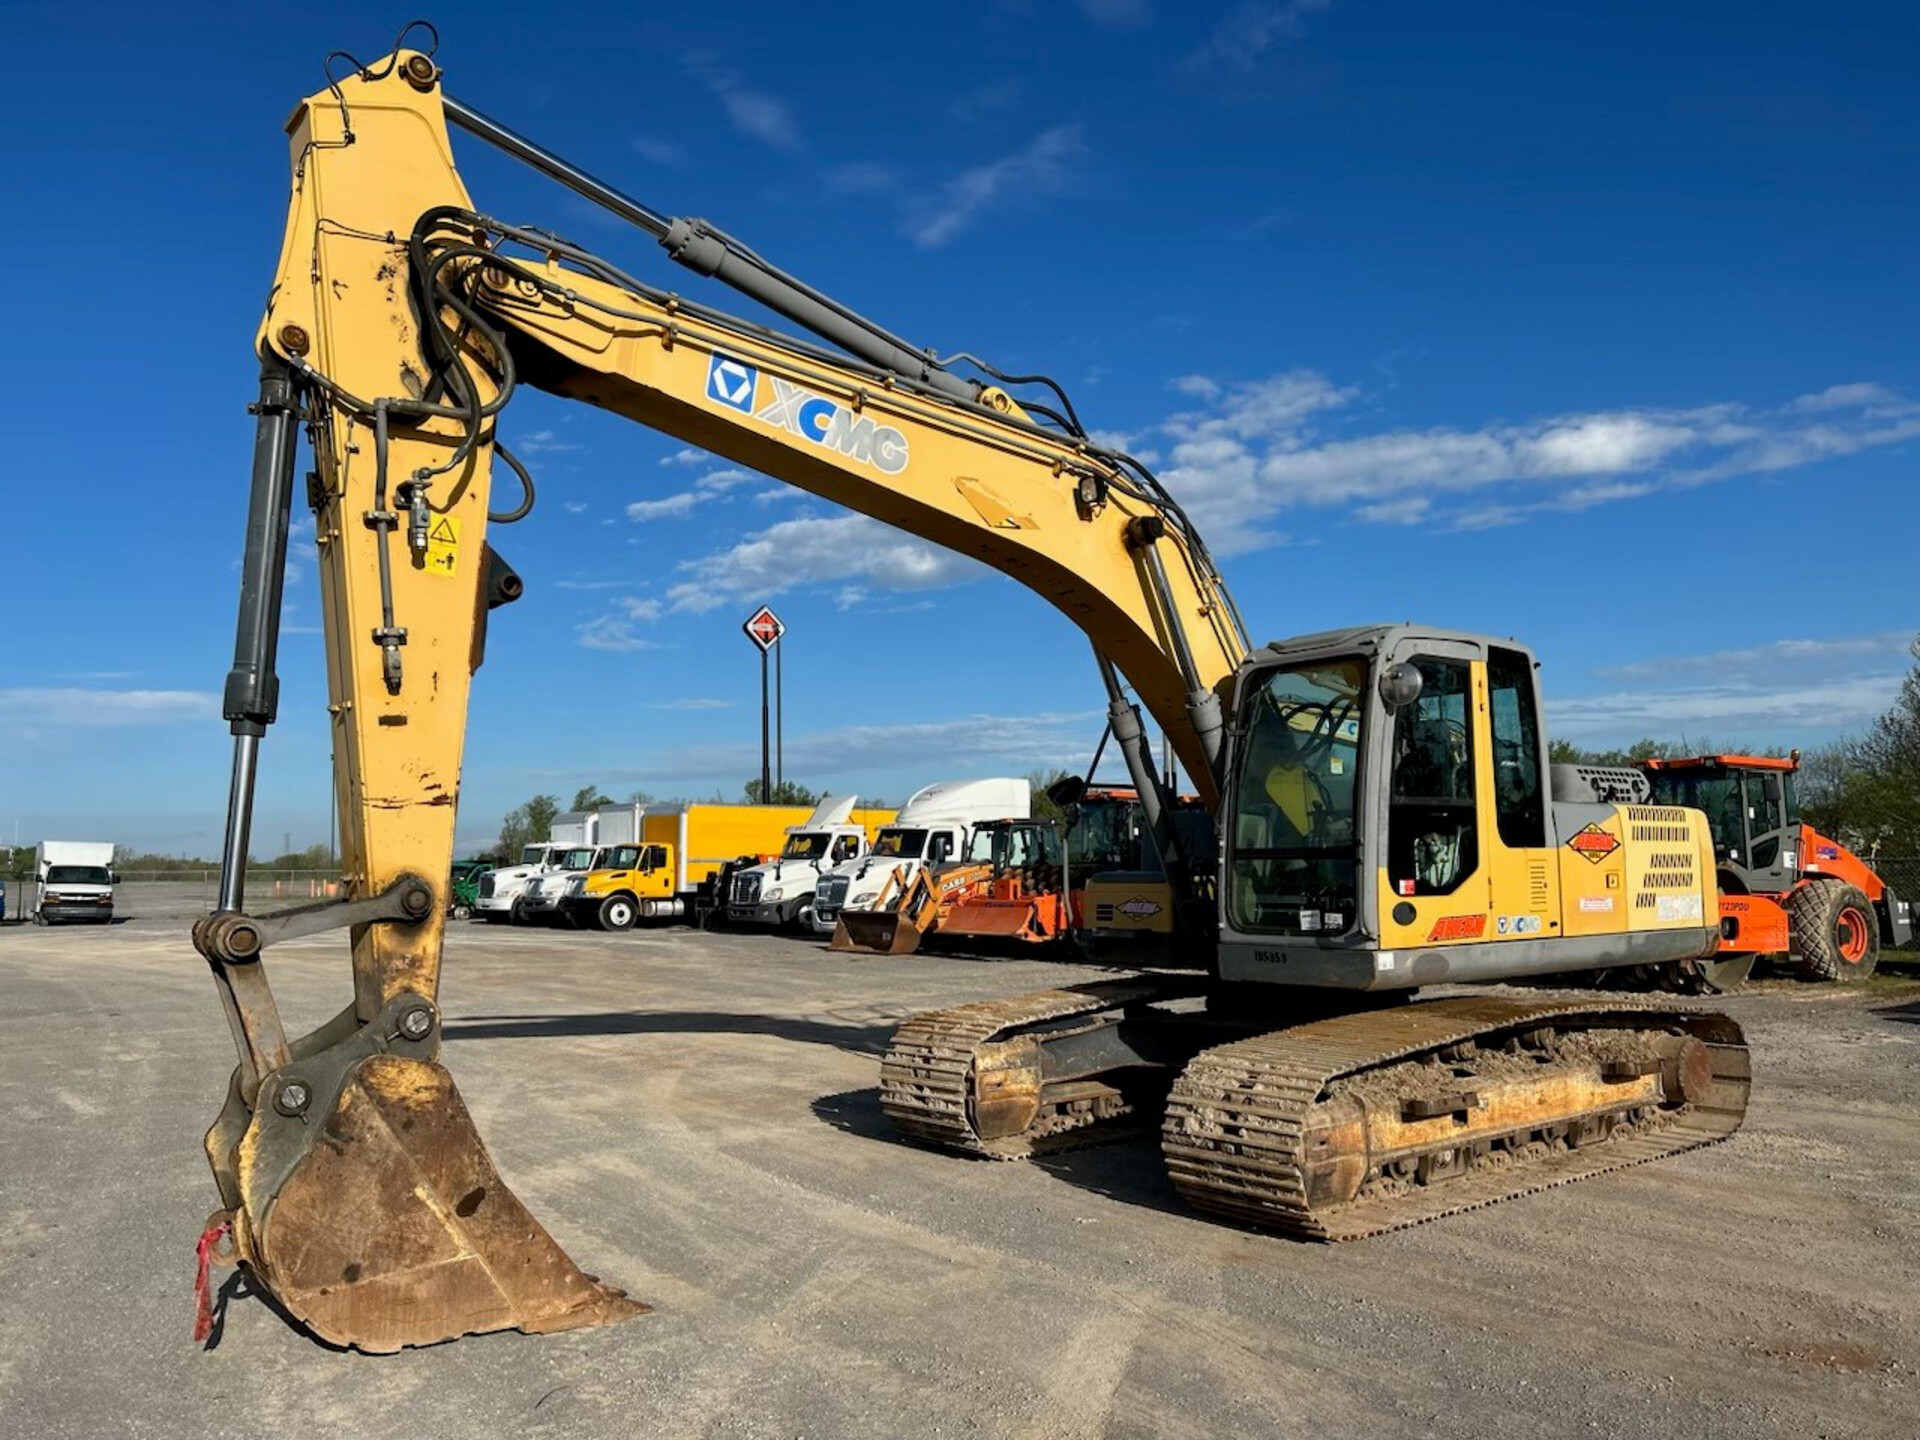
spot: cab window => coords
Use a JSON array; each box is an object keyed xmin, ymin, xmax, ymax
[
  {"xmin": 642, "ymin": 845, "xmax": 667, "ymax": 872},
  {"xmin": 1388, "ymin": 657, "xmax": 1477, "ymax": 895},
  {"xmin": 606, "ymin": 845, "xmax": 641, "ymax": 870},
  {"xmin": 1487, "ymin": 647, "xmax": 1545, "ymax": 849}
]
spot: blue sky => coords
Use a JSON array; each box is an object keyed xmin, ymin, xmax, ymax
[{"xmin": 0, "ymin": 1, "xmax": 1914, "ymax": 855}]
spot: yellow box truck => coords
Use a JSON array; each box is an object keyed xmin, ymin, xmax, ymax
[{"xmin": 559, "ymin": 799, "xmax": 894, "ymax": 930}]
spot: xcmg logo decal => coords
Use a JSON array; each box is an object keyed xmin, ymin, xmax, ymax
[
  {"xmin": 704, "ymin": 352, "xmax": 910, "ymax": 475},
  {"xmin": 707, "ymin": 354, "xmax": 758, "ymax": 412}
]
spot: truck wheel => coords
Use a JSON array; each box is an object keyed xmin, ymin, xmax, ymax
[
  {"xmin": 599, "ymin": 895, "xmax": 638, "ymax": 932},
  {"xmin": 1789, "ymin": 881, "xmax": 1880, "ymax": 982},
  {"xmin": 451, "ymin": 904, "xmax": 472, "ymax": 921},
  {"xmin": 510, "ymin": 898, "xmax": 531, "ymax": 926}
]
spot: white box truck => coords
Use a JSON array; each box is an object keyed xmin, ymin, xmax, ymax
[
  {"xmin": 809, "ymin": 778, "xmax": 1030, "ymax": 935},
  {"xmin": 35, "ymin": 841, "xmax": 118, "ymax": 925}
]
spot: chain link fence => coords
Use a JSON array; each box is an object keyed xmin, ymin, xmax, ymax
[{"xmin": 1, "ymin": 870, "xmax": 342, "ymax": 925}]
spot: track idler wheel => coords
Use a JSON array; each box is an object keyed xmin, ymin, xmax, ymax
[{"xmin": 211, "ymin": 1022, "xmax": 645, "ymax": 1351}]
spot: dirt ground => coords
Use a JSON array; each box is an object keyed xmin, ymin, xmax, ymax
[{"xmin": 3, "ymin": 883, "xmax": 1917, "ymax": 1440}]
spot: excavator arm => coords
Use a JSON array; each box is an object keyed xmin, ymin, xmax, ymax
[{"xmin": 195, "ymin": 42, "xmax": 1246, "ymax": 1350}]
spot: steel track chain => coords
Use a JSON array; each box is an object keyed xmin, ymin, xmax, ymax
[
  {"xmin": 879, "ymin": 977, "xmax": 1198, "ymax": 1159},
  {"xmin": 1162, "ymin": 995, "xmax": 1751, "ymax": 1240}
]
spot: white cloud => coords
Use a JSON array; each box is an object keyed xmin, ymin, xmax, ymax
[
  {"xmin": 1181, "ymin": 0, "xmax": 1333, "ymax": 72},
  {"xmin": 563, "ymin": 501, "xmax": 589, "ymax": 514},
  {"xmin": 577, "ymin": 597, "xmax": 664, "ymax": 653},
  {"xmin": 663, "ymin": 513, "xmax": 985, "ymax": 613},
  {"xmin": 1552, "ymin": 630, "xmax": 1915, "ymax": 746},
  {"xmin": 553, "ymin": 579, "xmax": 629, "ymax": 591},
  {"xmin": 631, "ymin": 135, "xmax": 686, "ymax": 168},
  {"xmin": 659, "ymin": 447, "xmax": 711, "ymax": 467},
  {"xmin": 571, "ymin": 709, "xmax": 1104, "ymax": 790},
  {"xmin": 949, "ymin": 76, "xmax": 1025, "ymax": 124},
  {"xmin": 1150, "ymin": 372, "xmax": 1920, "ymax": 551},
  {"xmin": 1169, "ymin": 374, "xmax": 1222, "ymax": 400},
  {"xmin": 682, "ymin": 54, "xmax": 804, "ymax": 151},
  {"xmin": 515, "ymin": 429, "xmax": 582, "ymax": 455},
  {"xmin": 905, "ymin": 126, "xmax": 1085, "ymax": 249},
  {"xmin": 625, "ymin": 491, "xmax": 706, "ymax": 522},
  {"xmin": 647, "ymin": 698, "xmax": 732, "ymax": 711},
  {"xmin": 0, "ymin": 688, "xmax": 218, "ymax": 730},
  {"xmin": 626, "ymin": 469, "xmax": 755, "ymax": 522},
  {"xmin": 1595, "ymin": 632, "xmax": 1916, "ymax": 685},
  {"xmin": 1553, "ymin": 676, "xmax": 1903, "ymax": 741},
  {"xmin": 1077, "ymin": 0, "xmax": 1152, "ymax": 27}
]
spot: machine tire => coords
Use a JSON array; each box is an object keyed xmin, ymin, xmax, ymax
[
  {"xmin": 598, "ymin": 895, "xmax": 638, "ymax": 932},
  {"xmin": 1789, "ymin": 881, "xmax": 1880, "ymax": 982}
]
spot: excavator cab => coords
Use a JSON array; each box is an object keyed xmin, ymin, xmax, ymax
[{"xmin": 1213, "ymin": 625, "xmax": 1723, "ymax": 991}]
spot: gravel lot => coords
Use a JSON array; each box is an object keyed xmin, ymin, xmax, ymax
[{"xmin": 3, "ymin": 883, "xmax": 1917, "ymax": 1440}]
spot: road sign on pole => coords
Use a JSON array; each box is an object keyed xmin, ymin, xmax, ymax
[
  {"xmin": 742, "ymin": 607, "xmax": 786, "ymax": 800},
  {"xmin": 742, "ymin": 606, "xmax": 786, "ymax": 652}
]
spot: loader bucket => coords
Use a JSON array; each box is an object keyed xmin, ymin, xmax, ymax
[
  {"xmin": 940, "ymin": 902, "xmax": 1043, "ymax": 940},
  {"xmin": 831, "ymin": 908, "xmax": 923, "ymax": 955},
  {"xmin": 210, "ymin": 1051, "xmax": 646, "ymax": 1352}
]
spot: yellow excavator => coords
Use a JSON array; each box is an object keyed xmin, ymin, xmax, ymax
[{"xmin": 195, "ymin": 27, "xmax": 1750, "ymax": 1352}]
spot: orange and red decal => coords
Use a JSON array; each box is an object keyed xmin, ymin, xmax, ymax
[
  {"xmin": 1427, "ymin": 914, "xmax": 1488, "ymax": 941},
  {"xmin": 1567, "ymin": 823, "xmax": 1620, "ymax": 864}
]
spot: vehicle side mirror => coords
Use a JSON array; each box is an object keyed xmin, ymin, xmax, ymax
[{"xmin": 1378, "ymin": 661, "xmax": 1424, "ymax": 713}]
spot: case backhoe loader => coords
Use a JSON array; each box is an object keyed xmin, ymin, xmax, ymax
[{"xmin": 195, "ymin": 29, "xmax": 1750, "ymax": 1352}]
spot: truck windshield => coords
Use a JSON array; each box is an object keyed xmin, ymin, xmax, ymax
[
  {"xmin": 781, "ymin": 833, "xmax": 830, "ymax": 860},
  {"xmin": 556, "ymin": 848, "xmax": 598, "ymax": 870},
  {"xmin": 1227, "ymin": 657, "xmax": 1365, "ymax": 935},
  {"xmin": 604, "ymin": 845, "xmax": 641, "ymax": 869},
  {"xmin": 46, "ymin": 865, "xmax": 111, "ymax": 885},
  {"xmin": 520, "ymin": 845, "xmax": 548, "ymax": 866},
  {"xmin": 870, "ymin": 828, "xmax": 927, "ymax": 859}
]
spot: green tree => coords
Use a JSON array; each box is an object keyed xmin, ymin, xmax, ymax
[
  {"xmin": 743, "ymin": 779, "xmax": 820, "ymax": 805},
  {"xmin": 1028, "ymin": 767, "xmax": 1073, "ymax": 823},
  {"xmin": 498, "ymin": 793, "xmax": 561, "ymax": 857},
  {"xmin": 1806, "ymin": 638, "xmax": 1920, "ymax": 852},
  {"xmin": 570, "ymin": 785, "xmax": 612, "ymax": 812}
]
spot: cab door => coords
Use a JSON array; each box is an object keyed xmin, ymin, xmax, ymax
[
  {"xmin": 1737, "ymin": 771, "xmax": 1796, "ymax": 891},
  {"xmin": 1480, "ymin": 646, "xmax": 1559, "ymax": 942},
  {"xmin": 1380, "ymin": 642, "xmax": 1491, "ymax": 939}
]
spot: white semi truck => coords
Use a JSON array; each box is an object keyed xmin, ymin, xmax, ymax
[
  {"xmin": 726, "ymin": 796, "xmax": 887, "ymax": 929},
  {"xmin": 809, "ymin": 778, "xmax": 1030, "ymax": 935},
  {"xmin": 472, "ymin": 811, "xmax": 598, "ymax": 924},
  {"xmin": 35, "ymin": 841, "xmax": 118, "ymax": 925}
]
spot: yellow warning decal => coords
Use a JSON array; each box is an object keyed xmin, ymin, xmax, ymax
[{"xmin": 425, "ymin": 515, "xmax": 459, "ymax": 577}]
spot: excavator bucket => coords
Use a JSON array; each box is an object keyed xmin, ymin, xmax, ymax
[
  {"xmin": 831, "ymin": 907, "xmax": 924, "ymax": 955},
  {"xmin": 207, "ymin": 1049, "xmax": 646, "ymax": 1352}
]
